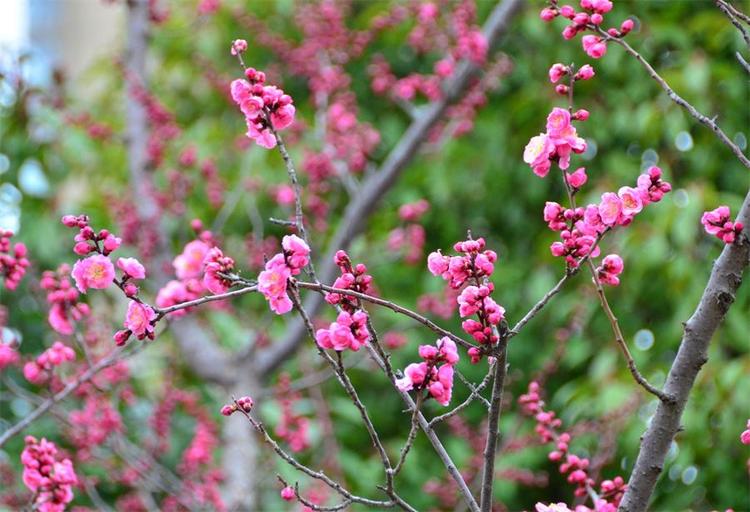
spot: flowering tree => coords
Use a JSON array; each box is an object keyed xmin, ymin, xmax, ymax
[{"xmin": 1, "ymin": 0, "xmax": 748, "ymax": 511}]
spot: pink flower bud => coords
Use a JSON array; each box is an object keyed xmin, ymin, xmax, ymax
[
  {"xmin": 220, "ymin": 405, "xmax": 235, "ymax": 416},
  {"xmin": 540, "ymin": 7, "xmax": 557, "ymax": 21},
  {"xmin": 555, "ymin": 84, "xmax": 569, "ymax": 95},
  {"xmin": 590, "ymin": 12, "xmax": 603, "ymax": 24},
  {"xmin": 560, "ymin": 5, "xmax": 576, "ymax": 18},
  {"xmin": 573, "ymin": 108, "xmax": 590, "ymax": 121},
  {"xmin": 280, "ymin": 486, "xmax": 295, "ymax": 501},
  {"xmin": 620, "ymin": 19, "xmax": 634, "ymax": 34}
]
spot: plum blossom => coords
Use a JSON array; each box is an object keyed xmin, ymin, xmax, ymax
[
  {"xmin": 203, "ymin": 247, "xmax": 235, "ymax": 294},
  {"xmin": 0, "ymin": 230, "xmax": 29, "ymax": 290},
  {"xmin": 21, "ymin": 436, "xmax": 78, "ymax": 512},
  {"xmin": 117, "ymin": 257, "xmax": 146, "ymax": 279},
  {"xmin": 396, "ymin": 337, "xmax": 460, "ymax": 406},
  {"xmin": 173, "ymin": 240, "xmax": 210, "ymax": 280},
  {"xmin": 595, "ymin": 254, "xmax": 624, "ymax": 286},
  {"xmin": 524, "ymin": 108, "xmax": 586, "ymax": 176},
  {"xmin": 741, "ymin": 420, "xmax": 750, "ymax": 445},
  {"xmin": 258, "ymin": 235, "xmax": 311, "ymax": 314},
  {"xmin": 71, "ymin": 254, "xmax": 115, "ymax": 293},
  {"xmin": 315, "ymin": 310, "xmax": 369, "ymax": 352},
  {"xmin": 701, "ymin": 205, "xmax": 744, "ymax": 245},
  {"xmin": 123, "ymin": 300, "xmax": 157, "ymax": 341}
]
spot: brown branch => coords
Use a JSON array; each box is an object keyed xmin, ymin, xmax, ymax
[
  {"xmin": 294, "ymin": 280, "xmax": 475, "ymax": 350},
  {"xmin": 478, "ymin": 336, "xmax": 509, "ymax": 512},
  {"xmin": 619, "ymin": 189, "xmax": 750, "ymax": 512},
  {"xmin": 429, "ymin": 364, "xmax": 495, "ymax": 427}
]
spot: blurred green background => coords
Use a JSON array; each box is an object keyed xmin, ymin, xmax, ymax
[{"xmin": 1, "ymin": 0, "xmax": 748, "ymax": 510}]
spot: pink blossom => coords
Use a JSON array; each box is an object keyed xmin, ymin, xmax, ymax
[
  {"xmin": 566, "ymin": 167, "xmax": 588, "ymax": 189},
  {"xmin": 549, "ymin": 63, "xmax": 569, "ymax": 83},
  {"xmin": 21, "ymin": 436, "xmax": 77, "ymax": 511},
  {"xmin": 203, "ymin": 247, "xmax": 235, "ymax": 294},
  {"xmin": 71, "ymin": 254, "xmax": 115, "ymax": 293},
  {"xmin": 582, "ymin": 35, "xmax": 607, "ymax": 58},
  {"xmin": 427, "ymin": 251, "xmax": 450, "ymax": 276},
  {"xmin": 741, "ymin": 420, "xmax": 750, "ymax": 445},
  {"xmin": 428, "ymin": 364, "xmax": 454, "ymax": 405},
  {"xmin": 315, "ymin": 310, "xmax": 369, "ymax": 352},
  {"xmin": 598, "ymin": 193, "xmax": 622, "ymax": 226},
  {"xmin": 524, "ymin": 133, "xmax": 555, "ymax": 177},
  {"xmin": 0, "ymin": 343, "xmax": 19, "ymax": 369},
  {"xmin": 280, "ymin": 486, "xmax": 295, "ymax": 501},
  {"xmin": 575, "ymin": 64, "xmax": 595, "ymax": 81},
  {"xmin": 230, "ymin": 39, "xmax": 247, "ymax": 56},
  {"xmin": 173, "ymin": 240, "xmax": 210, "ymax": 280},
  {"xmin": 117, "ymin": 257, "xmax": 146, "ymax": 280},
  {"xmin": 596, "ymin": 254, "xmax": 624, "ymax": 286},
  {"xmin": 618, "ymin": 186, "xmax": 643, "ymax": 217},
  {"xmin": 701, "ymin": 205, "xmax": 744, "ymax": 244},
  {"xmin": 124, "ymin": 300, "xmax": 156, "ymax": 340},
  {"xmin": 636, "ymin": 166, "xmax": 671, "ymax": 204},
  {"xmin": 258, "ymin": 254, "xmax": 293, "ymax": 315},
  {"xmin": 281, "ymin": 234, "xmax": 310, "ymax": 273},
  {"xmin": 396, "ymin": 362, "xmax": 428, "ymax": 391}
]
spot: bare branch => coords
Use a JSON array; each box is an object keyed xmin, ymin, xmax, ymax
[{"xmin": 619, "ymin": 189, "xmax": 750, "ymax": 512}]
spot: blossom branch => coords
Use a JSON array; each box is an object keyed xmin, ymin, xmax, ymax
[
  {"xmin": 256, "ymin": 0, "xmax": 526, "ymax": 377},
  {"xmin": 0, "ymin": 347, "xmax": 127, "ymax": 448}
]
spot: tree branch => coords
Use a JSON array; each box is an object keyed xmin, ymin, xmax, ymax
[
  {"xmin": 255, "ymin": 0, "xmax": 527, "ymax": 377},
  {"xmin": 619, "ymin": 189, "xmax": 750, "ymax": 512}
]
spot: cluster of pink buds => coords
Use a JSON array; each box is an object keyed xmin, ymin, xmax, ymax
[
  {"xmin": 230, "ymin": 66, "xmax": 295, "ymax": 149},
  {"xmin": 520, "ymin": 382, "xmax": 626, "ymax": 510},
  {"xmin": 0, "ymin": 229, "xmax": 29, "ymax": 290},
  {"xmin": 428, "ymin": 237, "xmax": 504, "ymax": 356},
  {"xmin": 524, "ymin": 108, "xmax": 587, "ymax": 177},
  {"xmin": 324, "ymin": 250, "xmax": 373, "ymax": 312},
  {"xmin": 220, "ymin": 396, "xmax": 254, "ymax": 416},
  {"xmin": 396, "ymin": 337, "xmax": 459, "ymax": 406},
  {"xmin": 21, "ymin": 436, "xmax": 78, "ymax": 512},
  {"xmin": 230, "ymin": 38, "xmax": 248, "ymax": 56},
  {"xmin": 315, "ymin": 310, "xmax": 370, "ymax": 352},
  {"xmin": 701, "ymin": 205, "xmax": 744, "ymax": 245},
  {"xmin": 545, "ymin": 166, "xmax": 671, "ymax": 269},
  {"xmin": 258, "ymin": 234, "xmax": 311, "ymax": 315},
  {"xmin": 41, "ymin": 266, "xmax": 90, "ymax": 336},
  {"xmin": 595, "ymin": 254, "xmax": 624, "ymax": 286},
  {"xmin": 202, "ymin": 247, "xmax": 236, "ymax": 295},
  {"xmin": 23, "ymin": 341, "xmax": 75, "ymax": 385},
  {"xmin": 548, "ymin": 63, "xmax": 595, "ymax": 96},
  {"xmin": 540, "ymin": 0, "xmax": 635, "ymax": 59}
]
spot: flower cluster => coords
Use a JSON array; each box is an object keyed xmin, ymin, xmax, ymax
[
  {"xmin": 428, "ymin": 237, "xmax": 504, "ymax": 355},
  {"xmin": 545, "ymin": 166, "xmax": 671, "ymax": 269},
  {"xmin": 21, "ymin": 436, "xmax": 78, "ymax": 512},
  {"xmin": 0, "ymin": 229, "xmax": 29, "ymax": 291},
  {"xmin": 324, "ymin": 250, "xmax": 373, "ymax": 312},
  {"xmin": 595, "ymin": 254, "xmax": 624, "ymax": 286},
  {"xmin": 520, "ymin": 382, "xmax": 626, "ymax": 511},
  {"xmin": 203, "ymin": 247, "xmax": 236, "ymax": 295},
  {"xmin": 315, "ymin": 310, "xmax": 370, "ymax": 352},
  {"xmin": 548, "ymin": 63, "xmax": 595, "ymax": 96},
  {"xmin": 41, "ymin": 265, "xmax": 91, "ymax": 336},
  {"xmin": 540, "ymin": 0, "xmax": 635, "ymax": 59},
  {"xmin": 701, "ymin": 205, "xmax": 744, "ymax": 245},
  {"xmin": 230, "ymin": 67, "xmax": 295, "ymax": 149},
  {"xmin": 396, "ymin": 337, "xmax": 459, "ymax": 406},
  {"xmin": 524, "ymin": 108, "xmax": 587, "ymax": 177},
  {"xmin": 23, "ymin": 341, "xmax": 76, "ymax": 385},
  {"xmin": 220, "ymin": 395, "xmax": 254, "ymax": 416},
  {"xmin": 157, "ymin": 229, "xmax": 215, "ymax": 315},
  {"xmin": 258, "ymin": 234, "xmax": 311, "ymax": 314}
]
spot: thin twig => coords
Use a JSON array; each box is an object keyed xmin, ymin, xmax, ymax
[
  {"xmin": 294, "ymin": 280, "xmax": 475, "ymax": 350},
  {"xmin": 596, "ymin": 26, "xmax": 750, "ymax": 169},
  {"xmin": 429, "ymin": 364, "xmax": 495, "ymax": 427}
]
